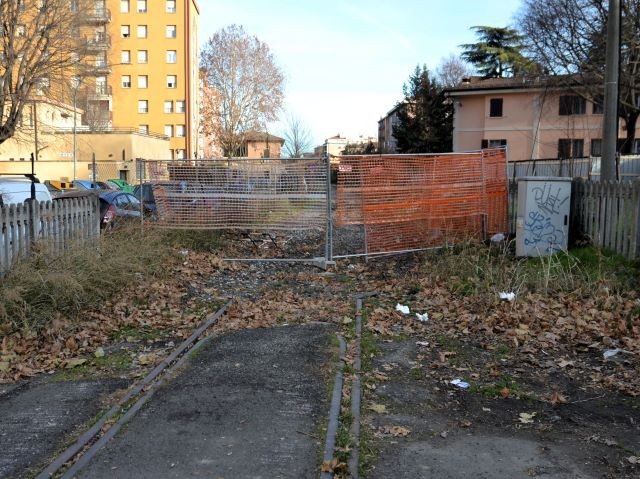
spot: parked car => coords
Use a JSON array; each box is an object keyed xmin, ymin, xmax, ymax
[
  {"xmin": 98, "ymin": 191, "xmax": 143, "ymax": 228},
  {"xmin": 106, "ymin": 179, "xmax": 135, "ymax": 193},
  {"xmin": 0, "ymin": 177, "xmax": 52, "ymax": 206},
  {"xmin": 73, "ymin": 180, "xmax": 115, "ymax": 191},
  {"xmin": 133, "ymin": 182, "xmax": 174, "ymax": 218}
]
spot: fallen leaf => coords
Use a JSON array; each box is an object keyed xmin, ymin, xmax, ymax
[
  {"xmin": 460, "ymin": 419, "xmax": 472, "ymax": 428},
  {"xmin": 440, "ymin": 431, "xmax": 448, "ymax": 438},
  {"xmin": 627, "ymin": 456, "xmax": 639, "ymax": 464},
  {"xmin": 518, "ymin": 412, "xmax": 537, "ymax": 424},
  {"xmin": 557, "ymin": 358, "xmax": 575, "ymax": 368},
  {"xmin": 94, "ymin": 347, "xmax": 105, "ymax": 358},
  {"xmin": 0, "ymin": 361, "xmax": 10, "ymax": 372},
  {"xmin": 378, "ymin": 425, "xmax": 411, "ymax": 437},
  {"xmin": 500, "ymin": 387, "xmax": 511, "ymax": 398},
  {"xmin": 137, "ymin": 353, "xmax": 156, "ymax": 365},
  {"xmin": 368, "ymin": 403, "xmax": 387, "ymax": 414},
  {"xmin": 549, "ymin": 391, "xmax": 568, "ymax": 404},
  {"xmin": 64, "ymin": 358, "xmax": 87, "ymax": 369}
]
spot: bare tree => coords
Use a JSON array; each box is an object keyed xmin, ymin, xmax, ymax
[
  {"xmin": 0, "ymin": 0, "xmax": 89, "ymax": 144},
  {"xmin": 200, "ymin": 25, "xmax": 285, "ymax": 157},
  {"xmin": 436, "ymin": 54, "xmax": 474, "ymax": 88},
  {"xmin": 517, "ymin": 0, "xmax": 640, "ymax": 153},
  {"xmin": 282, "ymin": 113, "xmax": 313, "ymax": 158}
]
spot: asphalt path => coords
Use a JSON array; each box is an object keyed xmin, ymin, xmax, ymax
[{"xmin": 76, "ymin": 323, "xmax": 333, "ymax": 479}]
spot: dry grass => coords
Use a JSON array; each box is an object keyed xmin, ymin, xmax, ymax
[{"xmin": 0, "ymin": 225, "xmax": 179, "ymax": 333}]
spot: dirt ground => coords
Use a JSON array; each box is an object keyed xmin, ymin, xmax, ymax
[{"xmin": 1, "ymin": 229, "xmax": 639, "ymax": 477}]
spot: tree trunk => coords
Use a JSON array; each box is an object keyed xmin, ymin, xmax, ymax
[{"xmin": 621, "ymin": 110, "xmax": 639, "ymax": 154}]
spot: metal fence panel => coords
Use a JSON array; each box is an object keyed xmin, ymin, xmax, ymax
[
  {"xmin": 334, "ymin": 149, "xmax": 508, "ymax": 256},
  {"xmin": 139, "ymin": 158, "xmax": 328, "ymax": 231}
]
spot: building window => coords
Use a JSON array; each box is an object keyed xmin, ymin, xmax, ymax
[
  {"xmin": 481, "ymin": 139, "xmax": 507, "ymax": 148},
  {"xmin": 96, "ymin": 76, "xmax": 107, "ymax": 94},
  {"xmin": 164, "ymin": 100, "xmax": 173, "ymax": 113},
  {"xmin": 120, "ymin": 0, "xmax": 129, "ymax": 13},
  {"xmin": 175, "ymin": 100, "xmax": 185, "ymax": 112},
  {"xmin": 164, "ymin": 125, "xmax": 173, "ymax": 137},
  {"xmin": 95, "ymin": 52, "xmax": 106, "ymax": 67},
  {"xmin": 558, "ymin": 138, "xmax": 584, "ymax": 158},
  {"xmin": 633, "ymin": 139, "xmax": 640, "ymax": 155},
  {"xmin": 136, "ymin": 25, "xmax": 147, "ymax": 38},
  {"xmin": 121, "ymin": 50, "xmax": 131, "ymax": 64},
  {"xmin": 137, "ymin": 50, "xmax": 148, "ymax": 63},
  {"xmin": 166, "ymin": 0, "xmax": 176, "ymax": 13},
  {"xmin": 17, "ymin": 25, "xmax": 26, "ymax": 37},
  {"xmin": 592, "ymin": 95, "xmax": 604, "ymax": 114},
  {"xmin": 590, "ymin": 139, "xmax": 602, "ymax": 157},
  {"xmin": 121, "ymin": 25, "xmax": 130, "ymax": 38},
  {"xmin": 121, "ymin": 75, "xmax": 131, "ymax": 88},
  {"xmin": 136, "ymin": 0, "xmax": 146, "ymax": 12},
  {"xmin": 139, "ymin": 124, "xmax": 149, "ymax": 134},
  {"xmin": 138, "ymin": 100, "xmax": 148, "ymax": 113},
  {"xmin": 489, "ymin": 98, "xmax": 503, "ymax": 118},
  {"xmin": 176, "ymin": 125, "xmax": 186, "ymax": 137},
  {"xmin": 166, "ymin": 50, "xmax": 177, "ymax": 63},
  {"xmin": 166, "ymin": 75, "xmax": 177, "ymax": 88},
  {"xmin": 137, "ymin": 75, "xmax": 148, "ymax": 89},
  {"xmin": 175, "ymin": 149, "xmax": 185, "ymax": 159},
  {"xmin": 559, "ymin": 95, "xmax": 586, "ymax": 115},
  {"xmin": 166, "ymin": 25, "xmax": 176, "ymax": 38}
]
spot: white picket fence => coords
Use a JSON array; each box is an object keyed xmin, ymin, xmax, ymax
[
  {"xmin": 572, "ymin": 179, "xmax": 640, "ymax": 259},
  {"xmin": 0, "ymin": 197, "xmax": 100, "ymax": 273}
]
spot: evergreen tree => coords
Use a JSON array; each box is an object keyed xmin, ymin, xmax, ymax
[
  {"xmin": 460, "ymin": 26, "xmax": 538, "ymax": 78},
  {"xmin": 392, "ymin": 65, "xmax": 453, "ymax": 154}
]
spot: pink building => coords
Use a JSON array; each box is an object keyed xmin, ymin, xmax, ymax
[{"xmin": 446, "ymin": 76, "xmax": 640, "ymax": 161}]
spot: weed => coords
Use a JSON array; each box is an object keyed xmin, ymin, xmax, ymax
[{"xmin": 470, "ymin": 375, "xmax": 522, "ymax": 398}]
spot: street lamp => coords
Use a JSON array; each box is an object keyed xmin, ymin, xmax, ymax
[{"xmin": 70, "ymin": 76, "xmax": 81, "ymax": 181}]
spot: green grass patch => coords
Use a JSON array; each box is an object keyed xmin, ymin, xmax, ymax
[
  {"xmin": 51, "ymin": 350, "xmax": 132, "ymax": 381},
  {"xmin": 470, "ymin": 375, "xmax": 522, "ymax": 398}
]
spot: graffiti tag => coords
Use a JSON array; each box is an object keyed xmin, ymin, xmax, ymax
[
  {"xmin": 523, "ymin": 211, "xmax": 565, "ymax": 253},
  {"xmin": 532, "ymin": 183, "xmax": 569, "ymax": 215}
]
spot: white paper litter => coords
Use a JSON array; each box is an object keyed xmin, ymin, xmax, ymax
[
  {"xmin": 499, "ymin": 291, "xmax": 516, "ymax": 302},
  {"xmin": 603, "ymin": 348, "xmax": 625, "ymax": 359},
  {"xmin": 415, "ymin": 312, "xmax": 429, "ymax": 322},
  {"xmin": 416, "ymin": 341, "xmax": 430, "ymax": 347},
  {"xmin": 491, "ymin": 233, "xmax": 506, "ymax": 242},
  {"xmin": 450, "ymin": 378, "xmax": 470, "ymax": 389},
  {"xmin": 395, "ymin": 303, "xmax": 410, "ymax": 315}
]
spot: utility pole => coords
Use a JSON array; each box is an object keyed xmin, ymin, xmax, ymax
[{"xmin": 601, "ymin": 0, "xmax": 620, "ymax": 181}]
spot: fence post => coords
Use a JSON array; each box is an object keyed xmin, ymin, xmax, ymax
[
  {"xmin": 324, "ymin": 155, "xmax": 333, "ymax": 265},
  {"xmin": 28, "ymin": 199, "xmax": 40, "ymax": 254}
]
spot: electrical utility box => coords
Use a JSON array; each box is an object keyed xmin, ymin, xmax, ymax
[{"xmin": 515, "ymin": 177, "xmax": 572, "ymax": 257}]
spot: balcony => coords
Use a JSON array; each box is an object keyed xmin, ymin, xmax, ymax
[
  {"xmin": 84, "ymin": 8, "xmax": 111, "ymax": 24},
  {"xmin": 88, "ymin": 84, "xmax": 112, "ymax": 101},
  {"xmin": 90, "ymin": 61, "xmax": 111, "ymax": 75},
  {"xmin": 85, "ymin": 33, "xmax": 110, "ymax": 52}
]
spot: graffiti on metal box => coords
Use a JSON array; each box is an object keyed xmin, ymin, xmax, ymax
[
  {"xmin": 524, "ymin": 211, "xmax": 565, "ymax": 252},
  {"xmin": 532, "ymin": 183, "xmax": 569, "ymax": 215}
]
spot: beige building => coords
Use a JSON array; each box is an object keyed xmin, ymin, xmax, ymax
[
  {"xmin": 0, "ymin": 97, "xmax": 168, "ymax": 181},
  {"xmin": 314, "ymin": 134, "xmax": 349, "ymax": 157},
  {"xmin": 240, "ymin": 131, "xmax": 284, "ymax": 158},
  {"xmin": 446, "ymin": 76, "xmax": 640, "ymax": 161}
]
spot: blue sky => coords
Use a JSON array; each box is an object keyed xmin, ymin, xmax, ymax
[{"xmin": 199, "ymin": 0, "xmax": 524, "ymax": 147}]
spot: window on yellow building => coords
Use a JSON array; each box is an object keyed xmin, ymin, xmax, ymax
[
  {"xmin": 175, "ymin": 100, "xmax": 185, "ymax": 112},
  {"xmin": 139, "ymin": 124, "xmax": 149, "ymax": 134},
  {"xmin": 121, "ymin": 25, "xmax": 130, "ymax": 38},
  {"xmin": 121, "ymin": 75, "xmax": 131, "ymax": 88},
  {"xmin": 137, "ymin": 75, "xmax": 148, "ymax": 89},
  {"xmin": 121, "ymin": 50, "xmax": 131, "ymax": 64},
  {"xmin": 138, "ymin": 100, "xmax": 148, "ymax": 113},
  {"xmin": 166, "ymin": 75, "xmax": 177, "ymax": 88},
  {"xmin": 120, "ymin": 0, "xmax": 129, "ymax": 13},
  {"xmin": 137, "ymin": 0, "xmax": 147, "ymax": 13},
  {"xmin": 17, "ymin": 25, "xmax": 26, "ymax": 37},
  {"xmin": 166, "ymin": 0, "xmax": 176, "ymax": 13},
  {"xmin": 164, "ymin": 125, "xmax": 173, "ymax": 137},
  {"xmin": 137, "ymin": 50, "xmax": 148, "ymax": 63},
  {"xmin": 176, "ymin": 125, "xmax": 185, "ymax": 137},
  {"xmin": 164, "ymin": 100, "xmax": 173, "ymax": 113},
  {"xmin": 137, "ymin": 25, "xmax": 147, "ymax": 38},
  {"xmin": 176, "ymin": 149, "xmax": 185, "ymax": 159},
  {"xmin": 166, "ymin": 50, "xmax": 177, "ymax": 63},
  {"xmin": 166, "ymin": 25, "xmax": 176, "ymax": 38}
]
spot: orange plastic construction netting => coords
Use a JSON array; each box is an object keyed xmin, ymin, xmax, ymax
[{"xmin": 335, "ymin": 149, "xmax": 508, "ymax": 254}]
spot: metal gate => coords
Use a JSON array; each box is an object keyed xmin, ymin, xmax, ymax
[{"xmin": 137, "ymin": 149, "xmax": 508, "ymax": 264}]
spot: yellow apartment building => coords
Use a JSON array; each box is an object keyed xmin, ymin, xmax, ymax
[{"xmin": 107, "ymin": 0, "xmax": 200, "ymax": 159}]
